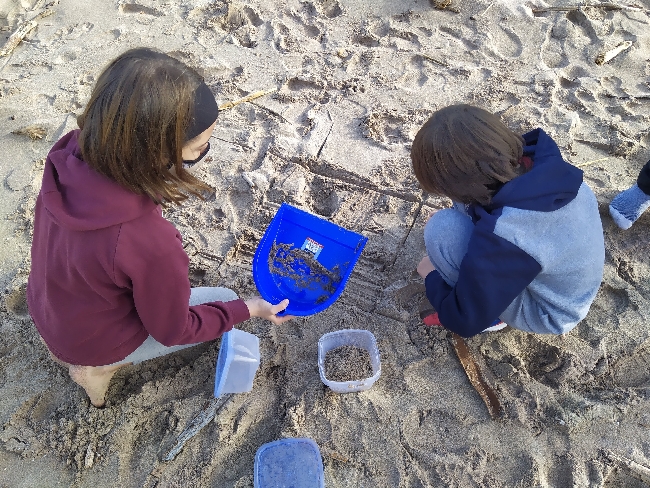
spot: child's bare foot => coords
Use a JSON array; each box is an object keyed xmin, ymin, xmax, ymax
[{"xmin": 68, "ymin": 364, "xmax": 129, "ymax": 408}]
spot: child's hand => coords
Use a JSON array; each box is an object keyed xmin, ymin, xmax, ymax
[
  {"xmin": 417, "ymin": 256, "xmax": 436, "ymax": 279},
  {"xmin": 244, "ymin": 297, "xmax": 293, "ymax": 325}
]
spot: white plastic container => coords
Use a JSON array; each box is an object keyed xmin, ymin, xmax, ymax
[
  {"xmin": 214, "ymin": 329, "xmax": 261, "ymax": 397},
  {"xmin": 318, "ymin": 329, "xmax": 381, "ymax": 393}
]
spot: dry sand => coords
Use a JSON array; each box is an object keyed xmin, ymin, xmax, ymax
[{"xmin": 1, "ymin": 0, "xmax": 650, "ymax": 486}]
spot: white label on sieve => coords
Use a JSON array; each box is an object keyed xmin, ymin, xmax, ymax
[{"xmin": 301, "ymin": 237, "xmax": 323, "ymax": 259}]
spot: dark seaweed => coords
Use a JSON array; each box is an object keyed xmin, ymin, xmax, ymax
[{"xmin": 267, "ymin": 242, "xmax": 342, "ymax": 304}]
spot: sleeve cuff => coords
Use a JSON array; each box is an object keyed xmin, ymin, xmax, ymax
[
  {"xmin": 223, "ymin": 298, "xmax": 251, "ymax": 325},
  {"xmin": 424, "ymin": 270, "xmax": 451, "ymax": 309}
]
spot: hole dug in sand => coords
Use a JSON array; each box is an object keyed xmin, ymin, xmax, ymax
[{"xmin": 5, "ymin": 285, "xmax": 28, "ymax": 316}]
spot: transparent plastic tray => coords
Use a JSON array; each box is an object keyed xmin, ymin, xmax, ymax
[{"xmin": 317, "ymin": 329, "xmax": 381, "ymax": 393}]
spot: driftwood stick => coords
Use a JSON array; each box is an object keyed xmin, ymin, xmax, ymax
[
  {"xmin": 532, "ymin": 3, "xmax": 645, "ymax": 13},
  {"xmin": 449, "ymin": 333, "xmax": 503, "ymax": 420},
  {"xmin": 162, "ymin": 394, "xmax": 233, "ymax": 462},
  {"xmin": 0, "ymin": 9, "xmax": 54, "ymax": 57},
  {"xmin": 218, "ymin": 89, "xmax": 276, "ymax": 111}
]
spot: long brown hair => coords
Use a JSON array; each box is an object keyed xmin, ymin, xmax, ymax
[
  {"xmin": 411, "ymin": 104, "xmax": 524, "ymax": 206},
  {"xmin": 78, "ymin": 47, "xmax": 212, "ymax": 205}
]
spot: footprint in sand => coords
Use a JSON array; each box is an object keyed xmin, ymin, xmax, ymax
[
  {"xmin": 119, "ymin": 3, "xmax": 162, "ymax": 16},
  {"xmin": 362, "ymin": 110, "xmax": 410, "ymax": 146},
  {"xmin": 217, "ymin": 3, "xmax": 264, "ymax": 48},
  {"xmin": 285, "ymin": 9, "xmax": 324, "ymax": 42},
  {"xmin": 313, "ymin": 0, "xmax": 343, "ymax": 19},
  {"xmin": 221, "ymin": 3, "xmax": 263, "ymax": 31},
  {"xmin": 486, "ymin": 26, "xmax": 523, "ymax": 59},
  {"xmin": 352, "ymin": 19, "xmax": 389, "ymax": 48},
  {"xmin": 439, "ymin": 25, "xmax": 479, "ymax": 51},
  {"xmin": 599, "ymin": 76, "xmax": 628, "ymax": 98},
  {"xmin": 540, "ymin": 27, "xmax": 569, "ymax": 69},
  {"xmin": 611, "ymin": 339, "xmax": 650, "ymax": 388},
  {"xmin": 272, "ymin": 20, "xmax": 304, "ymax": 53},
  {"xmin": 396, "ymin": 55, "xmax": 447, "ymax": 91}
]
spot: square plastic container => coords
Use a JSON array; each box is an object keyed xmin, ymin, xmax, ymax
[
  {"xmin": 214, "ymin": 329, "xmax": 260, "ymax": 398},
  {"xmin": 254, "ymin": 438, "xmax": 325, "ymax": 488},
  {"xmin": 318, "ymin": 329, "xmax": 381, "ymax": 393}
]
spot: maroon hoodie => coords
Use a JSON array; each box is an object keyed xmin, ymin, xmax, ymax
[{"xmin": 27, "ymin": 130, "xmax": 250, "ymax": 366}]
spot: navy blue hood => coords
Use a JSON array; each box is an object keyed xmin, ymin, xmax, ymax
[{"xmin": 489, "ymin": 128, "xmax": 583, "ymax": 212}]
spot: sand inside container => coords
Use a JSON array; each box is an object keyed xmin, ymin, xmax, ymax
[{"xmin": 324, "ymin": 345, "xmax": 374, "ymax": 382}]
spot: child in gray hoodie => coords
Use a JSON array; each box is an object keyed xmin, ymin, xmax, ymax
[{"xmin": 412, "ymin": 105, "xmax": 605, "ymax": 338}]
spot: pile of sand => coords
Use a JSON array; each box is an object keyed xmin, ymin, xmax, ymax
[{"xmin": 1, "ymin": 0, "xmax": 649, "ymax": 486}]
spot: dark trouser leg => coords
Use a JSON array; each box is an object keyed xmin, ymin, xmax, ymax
[{"xmin": 636, "ymin": 160, "xmax": 650, "ymax": 195}]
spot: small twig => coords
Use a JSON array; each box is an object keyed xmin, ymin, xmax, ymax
[
  {"xmin": 218, "ymin": 89, "xmax": 276, "ymax": 111},
  {"xmin": 576, "ymin": 157, "xmax": 608, "ymax": 167},
  {"xmin": 0, "ymin": 9, "xmax": 54, "ymax": 57},
  {"xmin": 162, "ymin": 394, "xmax": 232, "ymax": 462},
  {"xmin": 480, "ymin": 2, "xmax": 495, "ymax": 16},
  {"xmin": 532, "ymin": 3, "xmax": 645, "ymax": 13},
  {"xmin": 211, "ymin": 135, "xmax": 253, "ymax": 150},
  {"xmin": 418, "ymin": 53, "xmax": 449, "ymax": 67}
]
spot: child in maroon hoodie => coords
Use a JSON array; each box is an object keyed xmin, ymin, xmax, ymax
[{"xmin": 27, "ymin": 48, "xmax": 292, "ymax": 407}]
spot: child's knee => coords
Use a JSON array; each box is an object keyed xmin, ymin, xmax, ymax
[
  {"xmin": 189, "ymin": 286, "xmax": 238, "ymax": 305},
  {"xmin": 424, "ymin": 208, "xmax": 473, "ymax": 250}
]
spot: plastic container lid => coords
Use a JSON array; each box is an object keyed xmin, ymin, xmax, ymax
[
  {"xmin": 253, "ymin": 203, "xmax": 368, "ymax": 316},
  {"xmin": 214, "ymin": 329, "xmax": 261, "ymax": 398},
  {"xmin": 318, "ymin": 329, "xmax": 381, "ymax": 393},
  {"xmin": 254, "ymin": 438, "xmax": 325, "ymax": 488}
]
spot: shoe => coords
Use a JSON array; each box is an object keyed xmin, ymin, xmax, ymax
[
  {"xmin": 482, "ymin": 320, "xmax": 507, "ymax": 332},
  {"xmin": 609, "ymin": 184, "xmax": 650, "ymax": 230},
  {"xmin": 419, "ymin": 297, "xmax": 442, "ymax": 327}
]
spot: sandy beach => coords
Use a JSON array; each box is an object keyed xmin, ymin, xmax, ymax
[{"xmin": 1, "ymin": 0, "xmax": 650, "ymax": 486}]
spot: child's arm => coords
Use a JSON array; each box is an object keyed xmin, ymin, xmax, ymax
[{"xmin": 114, "ymin": 219, "xmax": 283, "ymax": 346}]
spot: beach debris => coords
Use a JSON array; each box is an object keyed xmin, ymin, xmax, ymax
[
  {"xmin": 241, "ymin": 172, "xmax": 256, "ymax": 188},
  {"xmin": 218, "ymin": 89, "xmax": 276, "ymax": 111},
  {"xmin": 417, "ymin": 53, "xmax": 450, "ymax": 68},
  {"xmin": 0, "ymin": 7, "xmax": 55, "ymax": 57},
  {"xmin": 449, "ymin": 333, "xmax": 503, "ymax": 420},
  {"xmin": 605, "ymin": 451, "xmax": 650, "ymax": 484},
  {"xmin": 432, "ymin": 0, "xmax": 452, "ymax": 8},
  {"xmin": 532, "ymin": 3, "xmax": 645, "ymax": 14},
  {"xmin": 162, "ymin": 394, "xmax": 232, "ymax": 462},
  {"xmin": 84, "ymin": 444, "xmax": 95, "ymax": 469},
  {"xmin": 576, "ymin": 157, "xmax": 608, "ymax": 167},
  {"xmin": 595, "ymin": 41, "xmax": 633, "ymax": 65},
  {"xmin": 11, "ymin": 125, "xmax": 47, "ymax": 140},
  {"xmin": 322, "ymin": 448, "xmax": 349, "ymax": 463},
  {"xmin": 431, "ymin": 0, "xmax": 460, "ymax": 12},
  {"xmin": 268, "ymin": 242, "xmax": 342, "ymax": 299}
]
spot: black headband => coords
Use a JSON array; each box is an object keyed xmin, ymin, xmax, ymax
[{"xmin": 186, "ymin": 82, "xmax": 219, "ymax": 141}]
